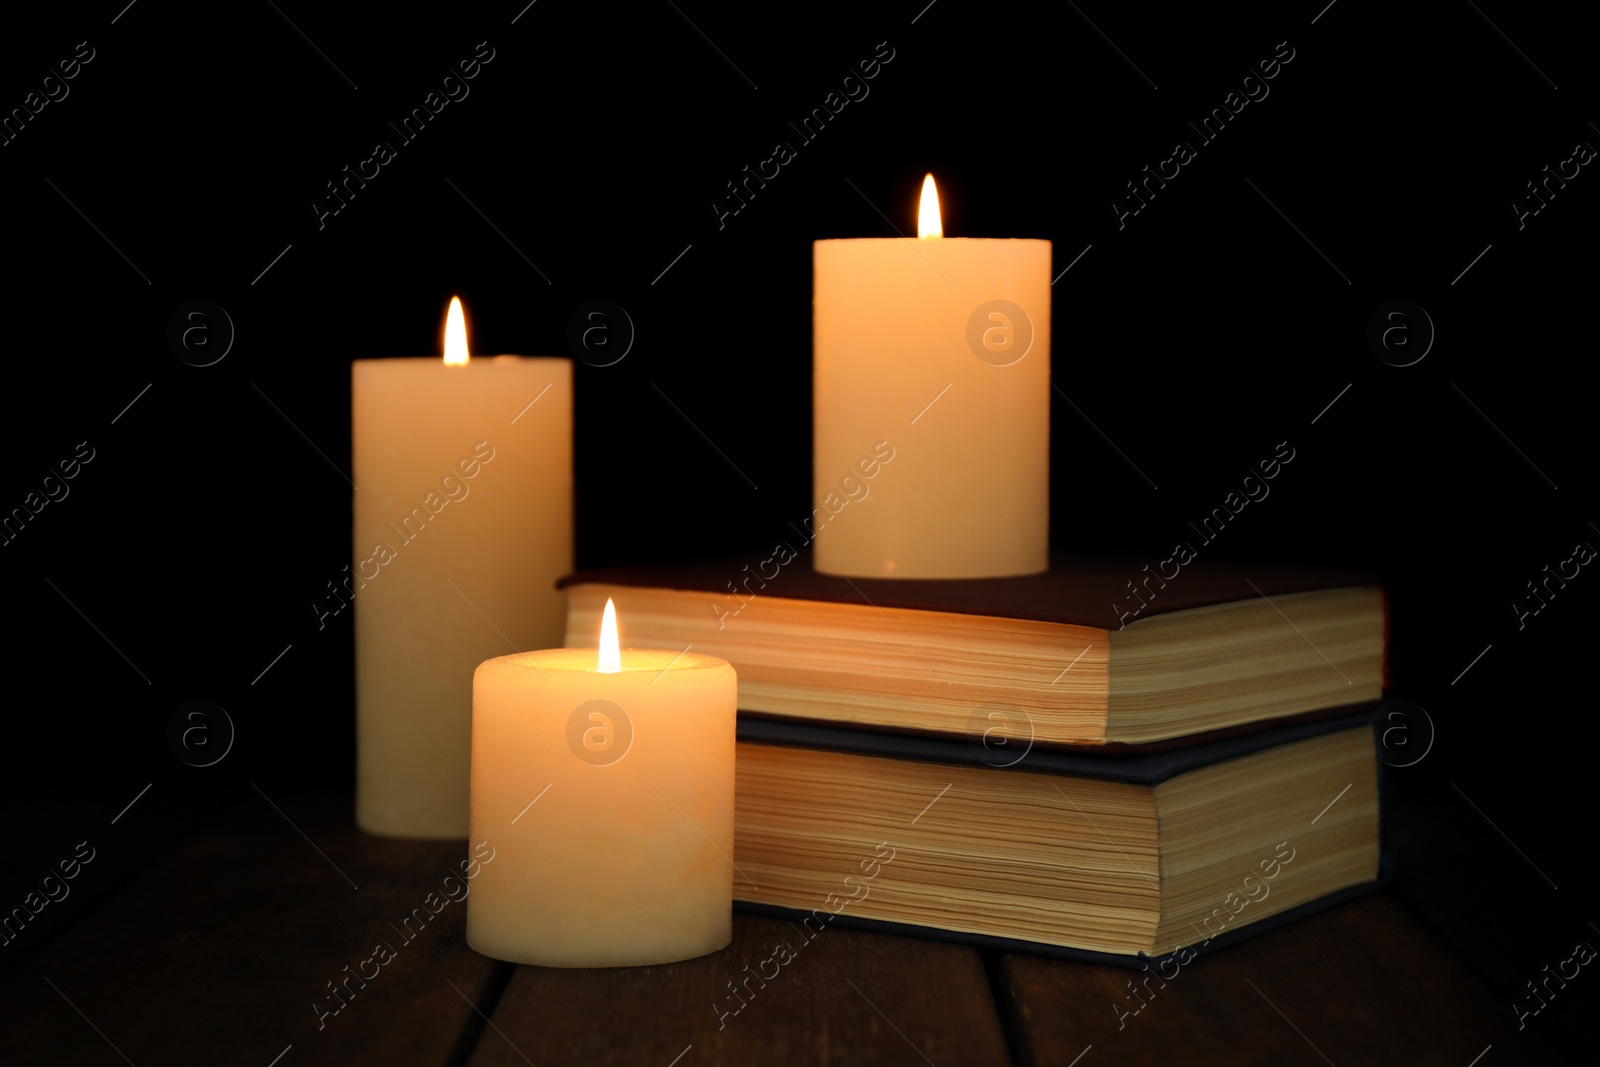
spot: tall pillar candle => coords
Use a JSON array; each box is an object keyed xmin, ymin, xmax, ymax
[
  {"xmin": 468, "ymin": 600, "xmax": 738, "ymax": 967},
  {"xmin": 352, "ymin": 298, "xmax": 572, "ymax": 839},
  {"xmin": 813, "ymin": 175, "xmax": 1050, "ymax": 578}
]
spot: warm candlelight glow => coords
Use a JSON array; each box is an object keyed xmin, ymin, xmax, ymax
[
  {"xmin": 917, "ymin": 174, "xmax": 942, "ymax": 239},
  {"xmin": 598, "ymin": 597, "xmax": 621, "ymax": 673},
  {"xmin": 814, "ymin": 171, "xmax": 1050, "ymax": 578},
  {"xmin": 444, "ymin": 296, "xmax": 469, "ymax": 366}
]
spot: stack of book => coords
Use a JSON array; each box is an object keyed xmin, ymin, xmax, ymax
[{"xmin": 560, "ymin": 553, "xmax": 1387, "ymax": 964}]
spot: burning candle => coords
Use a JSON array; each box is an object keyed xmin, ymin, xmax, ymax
[
  {"xmin": 467, "ymin": 599, "xmax": 738, "ymax": 967},
  {"xmin": 352, "ymin": 298, "xmax": 572, "ymax": 839},
  {"xmin": 813, "ymin": 174, "xmax": 1051, "ymax": 578}
]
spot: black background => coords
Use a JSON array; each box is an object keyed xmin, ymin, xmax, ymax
[{"xmin": 1, "ymin": 2, "xmax": 1593, "ymax": 846}]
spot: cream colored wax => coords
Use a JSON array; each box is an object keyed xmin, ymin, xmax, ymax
[
  {"xmin": 813, "ymin": 181, "xmax": 1050, "ymax": 578},
  {"xmin": 352, "ymin": 351, "xmax": 571, "ymax": 839},
  {"xmin": 467, "ymin": 646, "xmax": 737, "ymax": 967}
]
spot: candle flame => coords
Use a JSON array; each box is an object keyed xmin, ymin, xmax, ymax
[
  {"xmin": 598, "ymin": 597, "xmax": 621, "ymax": 674},
  {"xmin": 443, "ymin": 296, "xmax": 469, "ymax": 366},
  {"xmin": 917, "ymin": 174, "xmax": 942, "ymax": 239}
]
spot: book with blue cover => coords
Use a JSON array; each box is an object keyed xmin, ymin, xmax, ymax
[{"xmin": 729, "ymin": 710, "xmax": 1386, "ymax": 963}]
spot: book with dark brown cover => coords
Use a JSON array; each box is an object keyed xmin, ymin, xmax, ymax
[
  {"xmin": 560, "ymin": 551, "xmax": 1390, "ymax": 701},
  {"xmin": 559, "ymin": 550, "xmax": 1383, "ymax": 630}
]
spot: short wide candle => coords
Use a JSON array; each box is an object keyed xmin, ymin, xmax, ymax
[
  {"xmin": 813, "ymin": 175, "xmax": 1051, "ymax": 579},
  {"xmin": 467, "ymin": 638, "xmax": 737, "ymax": 967}
]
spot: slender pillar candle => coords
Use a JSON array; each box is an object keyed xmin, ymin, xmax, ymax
[
  {"xmin": 813, "ymin": 174, "xmax": 1051, "ymax": 578},
  {"xmin": 353, "ymin": 298, "xmax": 572, "ymax": 839},
  {"xmin": 468, "ymin": 600, "xmax": 738, "ymax": 967}
]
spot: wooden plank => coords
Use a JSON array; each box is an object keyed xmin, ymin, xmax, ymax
[
  {"xmin": 997, "ymin": 892, "xmax": 1567, "ymax": 1066},
  {"xmin": 1390, "ymin": 779, "xmax": 1598, "ymax": 1063},
  {"xmin": 0, "ymin": 789, "xmax": 209, "ymax": 975},
  {"xmin": 0, "ymin": 786, "xmax": 499, "ymax": 1066},
  {"xmin": 470, "ymin": 913, "xmax": 1012, "ymax": 1066}
]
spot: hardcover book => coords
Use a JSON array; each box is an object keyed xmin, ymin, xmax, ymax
[
  {"xmin": 730, "ymin": 711, "xmax": 1385, "ymax": 963},
  {"xmin": 561, "ymin": 553, "xmax": 1385, "ymax": 744}
]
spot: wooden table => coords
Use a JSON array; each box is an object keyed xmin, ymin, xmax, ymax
[{"xmin": 2, "ymin": 778, "xmax": 1586, "ymax": 1065}]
